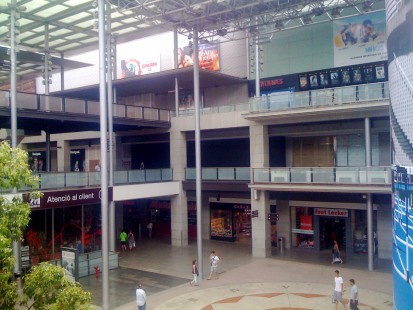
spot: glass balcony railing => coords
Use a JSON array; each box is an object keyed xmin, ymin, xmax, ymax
[
  {"xmin": 185, "ymin": 167, "xmax": 250, "ymax": 181},
  {"xmin": 0, "ymin": 90, "xmax": 170, "ymax": 123},
  {"xmin": 171, "ymin": 82, "xmax": 388, "ymax": 117},
  {"xmin": 249, "ymin": 82, "xmax": 389, "ymax": 113},
  {"xmin": 252, "ymin": 166, "xmax": 391, "ymax": 185},
  {"xmin": 0, "ymin": 169, "xmax": 174, "ymax": 192}
]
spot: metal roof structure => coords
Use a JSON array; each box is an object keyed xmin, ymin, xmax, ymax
[{"xmin": 0, "ymin": 0, "xmax": 385, "ymax": 85}]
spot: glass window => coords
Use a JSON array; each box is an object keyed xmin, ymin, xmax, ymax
[
  {"xmin": 210, "ymin": 209, "xmax": 233, "ymax": 240},
  {"xmin": 291, "ymin": 207, "xmax": 314, "ymax": 248}
]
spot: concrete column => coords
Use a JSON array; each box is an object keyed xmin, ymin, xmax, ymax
[
  {"xmin": 57, "ymin": 140, "xmax": 70, "ymax": 172},
  {"xmin": 170, "ymin": 125, "xmax": 188, "ymax": 246},
  {"xmin": 251, "ymin": 190, "xmax": 271, "ymax": 257},
  {"xmin": 276, "ymin": 200, "xmax": 291, "ymax": 248},
  {"xmin": 250, "ymin": 123, "xmax": 270, "ymax": 257},
  {"xmin": 367, "ymin": 193, "xmax": 374, "ymax": 271}
]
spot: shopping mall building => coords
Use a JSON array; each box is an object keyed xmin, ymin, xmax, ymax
[{"xmin": 0, "ymin": 0, "xmax": 412, "ymax": 308}]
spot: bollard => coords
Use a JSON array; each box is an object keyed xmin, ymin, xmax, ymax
[
  {"xmin": 278, "ymin": 237, "xmax": 284, "ymax": 255},
  {"xmin": 94, "ymin": 265, "xmax": 100, "ymax": 279}
]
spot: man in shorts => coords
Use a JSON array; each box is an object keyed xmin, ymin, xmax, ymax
[
  {"xmin": 207, "ymin": 250, "xmax": 220, "ymax": 280},
  {"xmin": 120, "ymin": 229, "xmax": 127, "ymax": 251},
  {"xmin": 333, "ymin": 270, "xmax": 347, "ymax": 310}
]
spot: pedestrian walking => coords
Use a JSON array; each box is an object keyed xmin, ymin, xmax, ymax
[
  {"xmin": 136, "ymin": 283, "xmax": 147, "ymax": 310},
  {"xmin": 349, "ymin": 278, "xmax": 359, "ymax": 310},
  {"xmin": 127, "ymin": 229, "xmax": 135, "ymax": 251},
  {"xmin": 332, "ymin": 240, "xmax": 343, "ymax": 264},
  {"xmin": 332, "ymin": 270, "xmax": 347, "ymax": 310},
  {"xmin": 147, "ymin": 222, "xmax": 153, "ymax": 239},
  {"xmin": 120, "ymin": 229, "xmax": 127, "ymax": 252},
  {"xmin": 190, "ymin": 259, "xmax": 199, "ymax": 286},
  {"xmin": 207, "ymin": 250, "xmax": 220, "ymax": 280}
]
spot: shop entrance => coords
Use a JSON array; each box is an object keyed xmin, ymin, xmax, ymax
[{"xmin": 319, "ymin": 218, "xmax": 346, "ymax": 251}]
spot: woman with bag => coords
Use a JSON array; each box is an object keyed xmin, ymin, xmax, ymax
[
  {"xmin": 127, "ymin": 230, "xmax": 135, "ymax": 251},
  {"xmin": 190, "ymin": 259, "xmax": 199, "ymax": 286},
  {"xmin": 331, "ymin": 240, "xmax": 343, "ymax": 264}
]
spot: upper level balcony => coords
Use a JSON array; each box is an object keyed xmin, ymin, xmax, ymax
[
  {"xmin": 0, "ymin": 169, "xmax": 173, "ymax": 194},
  {"xmin": 174, "ymin": 82, "xmax": 389, "ymax": 125},
  {"xmin": 0, "ymin": 90, "xmax": 171, "ymax": 134},
  {"xmin": 250, "ymin": 166, "xmax": 391, "ymax": 194}
]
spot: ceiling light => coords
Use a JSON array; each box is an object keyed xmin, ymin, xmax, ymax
[
  {"xmin": 216, "ymin": 28, "xmax": 227, "ymax": 36},
  {"xmin": 302, "ymin": 15, "xmax": 313, "ymax": 24},
  {"xmin": 275, "ymin": 20, "xmax": 284, "ymax": 30},
  {"xmin": 363, "ymin": 1, "xmax": 373, "ymax": 12}
]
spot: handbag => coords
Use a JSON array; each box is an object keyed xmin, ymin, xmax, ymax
[{"xmin": 133, "ymin": 242, "xmax": 136, "ymax": 247}]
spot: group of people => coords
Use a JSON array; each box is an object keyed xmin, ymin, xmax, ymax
[
  {"xmin": 120, "ymin": 229, "xmax": 135, "ymax": 252},
  {"xmin": 333, "ymin": 270, "xmax": 359, "ymax": 310},
  {"xmin": 190, "ymin": 250, "xmax": 220, "ymax": 286}
]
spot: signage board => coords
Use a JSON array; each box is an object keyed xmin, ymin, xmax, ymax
[{"xmin": 314, "ymin": 208, "xmax": 348, "ymax": 217}]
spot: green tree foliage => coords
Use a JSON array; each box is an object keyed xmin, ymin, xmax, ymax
[
  {"xmin": 21, "ymin": 263, "xmax": 92, "ymax": 310},
  {"xmin": 0, "ymin": 142, "xmax": 92, "ymax": 309}
]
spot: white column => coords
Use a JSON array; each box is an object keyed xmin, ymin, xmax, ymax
[
  {"xmin": 170, "ymin": 126, "xmax": 188, "ymax": 247},
  {"xmin": 250, "ymin": 123, "xmax": 270, "ymax": 257},
  {"xmin": 57, "ymin": 140, "xmax": 70, "ymax": 172}
]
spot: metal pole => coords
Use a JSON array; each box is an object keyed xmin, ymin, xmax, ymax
[
  {"xmin": 174, "ymin": 28, "xmax": 179, "ymax": 116},
  {"xmin": 365, "ymin": 117, "xmax": 371, "ymax": 167},
  {"xmin": 52, "ymin": 208, "xmax": 55, "ymax": 260},
  {"xmin": 46, "ymin": 132, "xmax": 51, "ymax": 172},
  {"xmin": 81, "ymin": 205, "xmax": 84, "ymax": 254},
  {"xmin": 98, "ymin": 0, "xmax": 109, "ymax": 308},
  {"xmin": 367, "ymin": 193, "xmax": 374, "ymax": 271},
  {"xmin": 60, "ymin": 52, "xmax": 64, "ymax": 91},
  {"xmin": 106, "ymin": 6, "xmax": 115, "ymax": 253},
  {"xmin": 44, "ymin": 23, "xmax": 50, "ymax": 111},
  {"xmin": 10, "ymin": 0, "xmax": 21, "ymax": 277},
  {"xmin": 255, "ymin": 40, "xmax": 260, "ymax": 97},
  {"xmin": 193, "ymin": 29, "xmax": 203, "ymax": 279}
]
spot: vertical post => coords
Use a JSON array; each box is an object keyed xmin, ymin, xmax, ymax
[
  {"xmin": 52, "ymin": 208, "xmax": 55, "ymax": 260},
  {"xmin": 81, "ymin": 205, "xmax": 84, "ymax": 254},
  {"xmin": 193, "ymin": 29, "xmax": 203, "ymax": 279},
  {"xmin": 44, "ymin": 23, "xmax": 50, "ymax": 111},
  {"xmin": 254, "ymin": 26, "xmax": 260, "ymax": 98},
  {"xmin": 174, "ymin": 28, "xmax": 179, "ymax": 116},
  {"xmin": 106, "ymin": 6, "xmax": 115, "ymax": 253},
  {"xmin": 98, "ymin": 0, "xmax": 109, "ymax": 308},
  {"xmin": 60, "ymin": 52, "xmax": 65, "ymax": 91},
  {"xmin": 367, "ymin": 193, "xmax": 374, "ymax": 271},
  {"xmin": 10, "ymin": 0, "xmax": 21, "ymax": 277},
  {"xmin": 365, "ymin": 117, "xmax": 371, "ymax": 167},
  {"xmin": 46, "ymin": 132, "xmax": 51, "ymax": 172}
]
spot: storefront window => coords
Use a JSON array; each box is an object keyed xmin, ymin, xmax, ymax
[
  {"xmin": 353, "ymin": 210, "xmax": 367, "ymax": 253},
  {"xmin": 210, "ymin": 208, "xmax": 233, "ymax": 240},
  {"xmin": 291, "ymin": 207, "xmax": 314, "ymax": 248}
]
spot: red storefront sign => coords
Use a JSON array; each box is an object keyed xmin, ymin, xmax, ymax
[{"xmin": 314, "ymin": 208, "xmax": 348, "ymax": 217}]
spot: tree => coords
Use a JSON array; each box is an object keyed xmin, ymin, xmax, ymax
[{"xmin": 0, "ymin": 141, "xmax": 92, "ymax": 309}]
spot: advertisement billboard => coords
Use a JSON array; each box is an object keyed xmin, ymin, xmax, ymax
[
  {"xmin": 177, "ymin": 43, "xmax": 220, "ymax": 71},
  {"xmin": 333, "ymin": 11, "xmax": 387, "ymax": 66},
  {"xmin": 120, "ymin": 56, "xmax": 160, "ymax": 78}
]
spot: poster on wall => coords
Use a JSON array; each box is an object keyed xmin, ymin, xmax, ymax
[
  {"xmin": 299, "ymin": 74, "xmax": 309, "ymax": 90},
  {"xmin": 61, "ymin": 247, "xmax": 78, "ymax": 282},
  {"xmin": 70, "ymin": 149, "xmax": 85, "ymax": 172},
  {"xmin": 330, "ymin": 70, "xmax": 340, "ymax": 86},
  {"xmin": 375, "ymin": 64, "xmax": 386, "ymax": 80},
  {"xmin": 120, "ymin": 55, "xmax": 160, "ymax": 78},
  {"xmin": 352, "ymin": 67, "xmax": 362, "ymax": 83},
  {"xmin": 333, "ymin": 11, "xmax": 387, "ymax": 67},
  {"xmin": 177, "ymin": 43, "xmax": 220, "ymax": 71},
  {"xmin": 28, "ymin": 151, "xmax": 46, "ymax": 172},
  {"xmin": 309, "ymin": 74, "xmax": 319, "ymax": 88},
  {"xmin": 319, "ymin": 72, "xmax": 329, "ymax": 87},
  {"xmin": 363, "ymin": 65, "xmax": 374, "ymax": 83},
  {"xmin": 341, "ymin": 69, "xmax": 351, "ymax": 85}
]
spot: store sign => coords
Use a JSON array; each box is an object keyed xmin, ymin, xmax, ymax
[
  {"xmin": 24, "ymin": 187, "xmax": 113, "ymax": 209},
  {"xmin": 314, "ymin": 208, "xmax": 348, "ymax": 217},
  {"xmin": 260, "ymin": 78, "xmax": 284, "ymax": 88}
]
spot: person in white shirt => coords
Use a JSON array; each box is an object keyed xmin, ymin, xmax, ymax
[
  {"xmin": 207, "ymin": 250, "xmax": 220, "ymax": 280},
  {"xmin": 136, "ymin": 283, "xmax": 146, "ymax": 310},
  {"xmin": 349, "ymin": 278, "xmax": 359, "ymax": 310},
  {"xmin": 333, "ymin": 270, "xmax": 347, "ymax": 310}
]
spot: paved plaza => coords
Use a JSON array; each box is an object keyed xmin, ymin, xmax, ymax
[{"xmin": 82, "ymin": 238, "xmax": 393, "ymax": 310}]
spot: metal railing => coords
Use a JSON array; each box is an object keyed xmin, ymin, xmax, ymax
[
  {"xmin": 250, "ymin": 82, "xmax": 389, "ymax": 113},
  {"xmin": 0, "ymin": 90, "xmax": 170, "ymax": 122},
  {"xmin": 171, "ymin": 82, "xmax": 389, "ymax": 117},
  {"xmin": 10, "ymin": 169, "xmax": 174, "ymax": 191},
  {"xmin": 252, "ymin": 166, "xmax": 391, "ymax": 185},
  {"xmin": 185, "ymin": 167, "xmax": 250, "ymax": 181}
]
